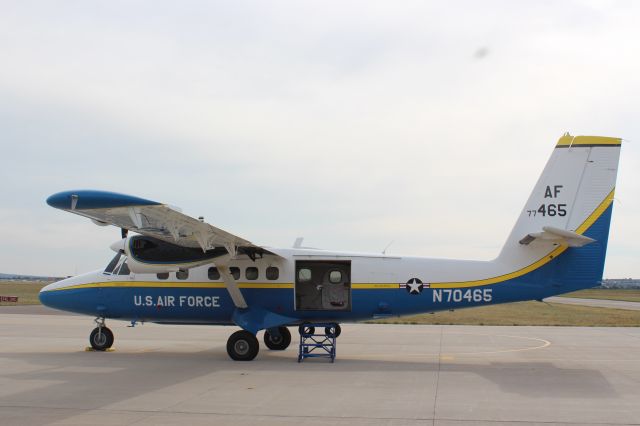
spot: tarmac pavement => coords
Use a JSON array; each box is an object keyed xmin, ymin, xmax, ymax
[{"xmin": 1, "ymin": 308, "xmax": 639, "ymax": 425}]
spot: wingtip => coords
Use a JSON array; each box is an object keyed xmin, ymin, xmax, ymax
[
  {"xmin": 46, "ymin": 190, "xmax": 160, "ymax": 210},
  {"xmin": 46, "ymin": 191, "xmax": 73, "ymax": 209}
]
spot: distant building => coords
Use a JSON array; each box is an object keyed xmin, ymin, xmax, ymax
[
  {"xmin": 602, "ymin": 279, "xmax": 640, "ymax": 289},
  {"xmin": 0, "ymin": 273, "xmax": 62, "ymax": 282}
]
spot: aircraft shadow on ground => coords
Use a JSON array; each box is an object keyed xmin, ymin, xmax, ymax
[{"xmin": 0, "ymin": 347, "xmax": 616, "ymax": 424}]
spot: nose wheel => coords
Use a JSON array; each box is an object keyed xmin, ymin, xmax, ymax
[{"xmin": 89, "ymin": 318, "xmax": 114, "ymax": 351}]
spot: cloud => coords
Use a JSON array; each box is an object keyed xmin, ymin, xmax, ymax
[{"xmin": 0, "ymin": 1, "xmax": 638, "ymax": 277}]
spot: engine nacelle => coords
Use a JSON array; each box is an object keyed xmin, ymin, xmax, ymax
[{"xmin": 113, "ymin": 235, "xmax": 223, "ymax": 274}]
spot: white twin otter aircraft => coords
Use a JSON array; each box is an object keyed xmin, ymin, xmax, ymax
[{"xmin": 41, "ymin": 134, "xmax": 622, "ymax": 361}]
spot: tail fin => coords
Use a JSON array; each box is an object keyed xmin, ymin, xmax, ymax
[{"xmin": 498, "ymin": 134, "xmax": 621, "ymax": 291}]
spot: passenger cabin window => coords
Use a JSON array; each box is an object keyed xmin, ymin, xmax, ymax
[
  {"xmin": 246, "ymin": 267, "xmax": 258, "ymax": 280},
  {"xmin": 104, "ymin": 252, "xmax": 122, "ymax": 275},
  {"xmin": 208, "ymin": 267, "xmax": 220, "ymax": 280},
  {"xmin": 229, "ymin": 267, "xmax": 240, "ymax": 280},
  {"xmin": 157, "ymin": 272, "xmax": 169, "ymax": 280},
  {"xmin": 298, "ymin": 268, "xmax": 312, "ymax": 282},
  {"xmin": 266, "ymin": 266, "xmax": 279, "ymax": 280},
  {"xmin": 329, "ymin": 270, "xmax": 342, "ymax": 283},
  {"xmin": 176, "ymin": 269, "xmax": 189, "ymax": 280}
]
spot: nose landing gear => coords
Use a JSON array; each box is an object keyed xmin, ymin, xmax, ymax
[{"xmin": 89, "ymin": 317, "xmax": 114, "ymax": 351}]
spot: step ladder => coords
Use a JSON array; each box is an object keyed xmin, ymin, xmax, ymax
[{"xmin": 297, "ymin": 322, "xmax": 339, "ymax": 362}]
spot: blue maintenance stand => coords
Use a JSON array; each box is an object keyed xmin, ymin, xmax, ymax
[{"xmin": 297, "ymin": 322, "xmax": 340, "ymax": 363}]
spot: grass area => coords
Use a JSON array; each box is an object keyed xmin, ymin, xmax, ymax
[
  {"xmin": 558, "ymin": 288, "xmax": 640, "ymax": 303},
  {"xmin": 0, "ymin": 281, "xmax": 50, "ymax": 305},
  {"xmin": 370, "ymin": 301, "xmax": 640, "ymax": 327}
]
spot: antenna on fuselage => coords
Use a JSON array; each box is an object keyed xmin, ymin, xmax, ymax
[
  {"xmin": 121, "ymin": 228, "xmax": 128, "ymax": 239},
  {"xmin": 382, "ymin": 240, "xmax": 394, "ymax": 255},
  {"xmin": 293, "ymin": 237, "xmax": 304, "ymax": 248}
]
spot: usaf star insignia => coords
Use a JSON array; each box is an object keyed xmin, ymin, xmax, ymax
[{"xmin": 405, "ymin": 278, "xmax": 425, "ymax": 295}]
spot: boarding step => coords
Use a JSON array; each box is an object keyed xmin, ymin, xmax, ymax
[{"xmin": 297, "ymin": 322, "xmax": 340, "ymax": 363}]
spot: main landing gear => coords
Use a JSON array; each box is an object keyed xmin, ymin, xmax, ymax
[
  {"xmin": 89, "ymin": 317, "xmax": 114, "ymax": 351},
  {"xmin": 264, "ymin": 326, "xmax": 292, "ymax": 350},
  {"xmin": 226, "ymin": 326, "xmax": 293, "ymax": 361},
  {"xmin": 226, "ymin": 330, "xmax": 259, "ymax": 361}
]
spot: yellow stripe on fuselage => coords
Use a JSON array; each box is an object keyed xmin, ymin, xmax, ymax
[
  {"xmin": 49, "ymin": 281, "xmax": 400, "ymax": 292},
  {"xmin": 47, "ymin": 281, "xmax": 294, "ymax": 291},
  {"xmin": 429, "ymin": 246, "xmax": 566, "ymax": 289},
  {"xmin": 352, "ymin": 283, "xmax": 398, "ymax": 289}
]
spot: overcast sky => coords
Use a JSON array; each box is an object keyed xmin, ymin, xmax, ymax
[{"xmin": 1, "ymin": 1, "xmax": 638, "ymax": 278}]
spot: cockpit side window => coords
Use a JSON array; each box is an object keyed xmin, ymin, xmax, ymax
[{"xmin": 104, "ymin": 252, "xmax": 123, "ymax": 275}]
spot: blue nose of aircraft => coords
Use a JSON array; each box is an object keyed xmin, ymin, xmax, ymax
[
  {"xmin": 39, "ymin": 276, "xmax": 104, "ymax": 316},
  {"xmin": 39, "ymin": 282, "xmax": 66, "ymax": 311}
]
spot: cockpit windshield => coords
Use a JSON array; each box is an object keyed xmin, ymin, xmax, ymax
[
  {"xmin": 104, "ymin": 251, "xmax": 131, "ymax": 276},
  {"xmin": 104, "ymin": 252, "xmax": 122, "ymax": 274},
  {"xmin": 117, "ymin": 259, "xmax": 130, "ymax": 275}
]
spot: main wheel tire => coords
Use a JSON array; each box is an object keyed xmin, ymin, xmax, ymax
[
  {"xmin": 227, "ymin": 330, "xmax": 259, "ymax": 361},
  {"xmin": 264, "ymin": 327, "xmax": 291, "ymax": 350},
  {"xmin": 298, "ymin": 323, "xmax": 315, "ymax": 336},
  {"xmin": 89, "ymin": 327, "xmax": 114, "ymax": 351},
  {"xmin": 325, "ymin": 324, "xmax": 341, "ymax": 338}
]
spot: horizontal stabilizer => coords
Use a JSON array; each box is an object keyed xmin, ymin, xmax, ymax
[{"xmin": 519, "ymin": 226, "xmax": 595, "ymax": 248}]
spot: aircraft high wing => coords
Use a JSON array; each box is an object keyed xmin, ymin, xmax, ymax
[{"xmin": 47, "ymin": 190, "xmax": 278, "ymax": 262}]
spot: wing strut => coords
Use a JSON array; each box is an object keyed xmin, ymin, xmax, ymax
[{"xmin": 216, "ymin": 263, "xmax": 248, "ymax": 309}]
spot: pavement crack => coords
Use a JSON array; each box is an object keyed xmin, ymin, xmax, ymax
[{"xmin": 432, "ymin": 325, "xmax": 444, "ymax": 426}]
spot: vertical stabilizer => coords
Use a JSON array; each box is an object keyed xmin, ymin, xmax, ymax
[{"xmin": 496, "ymin": 134, "xmax": 621, "ymax": 287}]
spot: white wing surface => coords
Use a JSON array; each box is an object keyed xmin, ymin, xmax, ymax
[{"xmin": 47, "ymin": 190, "xmax": 269, "ymax": 257}]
